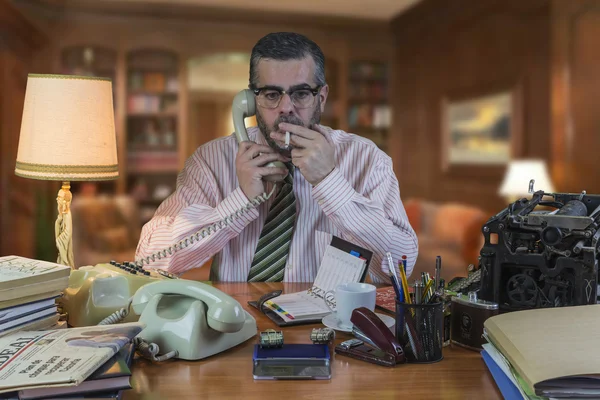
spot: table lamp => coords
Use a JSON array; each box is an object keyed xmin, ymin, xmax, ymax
[
  {"xmin": 499, "ymin": 159, "xmax": 555, "ymax": 204},
  {"xmin": 15, "ymin": 74, "xmax": 118, "ymax": 269}
]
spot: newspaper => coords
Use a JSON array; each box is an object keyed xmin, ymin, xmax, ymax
[{"xmin": 0, "ymin": 322, "xmax": 143, "ymax": 394}]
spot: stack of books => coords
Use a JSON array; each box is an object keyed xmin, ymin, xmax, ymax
[
  {"xmin": 0, "ymin": 256, "xmax": 71, "ymax": 337},
  {"xmin": 482, "ymin": 305, "xmax": 600, "ymax": 399},
  {"xmin": 0, "ymin": 322, "xmax": 143, "ymax": 400}
]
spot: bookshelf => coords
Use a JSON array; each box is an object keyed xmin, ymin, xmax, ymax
[
  {"xmin": 126, "ymin": 49, "xmax": 181, "ymax": 224},
  {"xmin": 321, "ymin": 59, "xmax": 341, "ymax": 129},
  {"xmin": 347, "ymin": 60, "xmax": 391, "ymax": 153},
  {"xmin": 60, "ymin": 46, "xmax": 118, "ymax": 195}
]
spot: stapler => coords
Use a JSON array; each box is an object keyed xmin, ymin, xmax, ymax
[{"xmin": 334, "ymin": 307, "xmax": 405, "ymax": 367}]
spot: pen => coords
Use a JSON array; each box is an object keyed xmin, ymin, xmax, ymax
[
  {"xmin": 422, "ymin": 279, "xmax": 434, "ymax": 303},
  {"xmin": 414, "ymin": 281, "xmax": 424, "ymax": 361},
  {"xmin": 386, "ymin": 252, "xmax": 403, "ymax": 301}
]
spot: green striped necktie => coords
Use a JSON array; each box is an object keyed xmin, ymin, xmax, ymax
[{"xmin": 247, "ymin": 163, "xmax": 296, "ymax": 282}]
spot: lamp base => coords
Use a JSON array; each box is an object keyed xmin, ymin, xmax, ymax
[{"xmin": 55, "ymin": 181, "xmax": 74, "ymax": 269}]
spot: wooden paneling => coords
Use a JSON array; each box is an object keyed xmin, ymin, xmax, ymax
[
  {"xmin": 551, "ymin": 0, "xmax": 600, "ymax": 194},
  {"xmin": 0, "ymin": 0, "xmax": 46, "ymax": 257},
  {"xmin": 391, "ymin": 0, "xmax": 550, "ymax": 213}
]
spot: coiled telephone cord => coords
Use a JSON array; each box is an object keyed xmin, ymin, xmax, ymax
[
  {"xmin": 133, "ymin": 337, "xmax": 178, "ymax": 362},
  {"xmin": 97, "ymin": 299, "xmax": 132, "ymax": 325},
  {"xmin": 97, "ymin": 298, "xmax": 177, "ymax": 361},
  {"xmin": 133, "ymin": 187, "xmax": 276, "ymax": 268}
]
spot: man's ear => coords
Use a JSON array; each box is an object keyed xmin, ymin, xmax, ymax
[{"xmin": 319, "ymin": 84, "xmax": 329, "ymax": 112}]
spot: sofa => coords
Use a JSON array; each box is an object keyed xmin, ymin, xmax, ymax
[{"xmin": 404, "ymin": 198, "xmax": 490, "ymax": 282}]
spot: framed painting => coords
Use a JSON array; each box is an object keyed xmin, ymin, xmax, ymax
[{"xmin": 441, "ymin": 83, "xmax": 522, "ymax": 173}]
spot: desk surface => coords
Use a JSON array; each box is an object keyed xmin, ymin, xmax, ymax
[{"xmin": 124, "ymin": 283, "xmax": 501, "ymax": 400}]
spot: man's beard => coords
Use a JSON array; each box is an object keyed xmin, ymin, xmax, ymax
[{"xmin": 256, "ymin": 101, "xmax": 321, "ymax": 158}]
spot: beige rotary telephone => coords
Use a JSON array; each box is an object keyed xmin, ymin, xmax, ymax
[{"xmin": 232, "ymin": 89, "xmax": 286, "ymax": 182}]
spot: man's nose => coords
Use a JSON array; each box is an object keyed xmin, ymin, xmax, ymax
[{"xmin": 278, "ymin": 93, "xmax": 294, "ymax": 114}]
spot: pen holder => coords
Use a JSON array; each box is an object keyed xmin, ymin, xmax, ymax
[{"xmin": 395, "ymin": 301, "xmax": 444, "ymax": 363}]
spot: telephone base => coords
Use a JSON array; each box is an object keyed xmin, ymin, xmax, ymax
[
  {"xmin": 137, "ymin": 293, "xmax": 257, "ymax": 360},
  {"xmin": 61, "ymin": 262, "xmax": 174, "ymax": 327}
]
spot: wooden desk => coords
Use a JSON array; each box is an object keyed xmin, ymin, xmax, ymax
[{"xmin": 124, "ymin": 283, "xmax": 501, "ymax": 399}]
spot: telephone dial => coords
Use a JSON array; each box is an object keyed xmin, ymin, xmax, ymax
[{"xmin": 58, "ymin": 89, "xmax": 297, "ymax": 361}]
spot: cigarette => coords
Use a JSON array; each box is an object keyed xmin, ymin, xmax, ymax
[{"xmin": 285, "ymin": 131, "xmax": 290, "ymax": 147}]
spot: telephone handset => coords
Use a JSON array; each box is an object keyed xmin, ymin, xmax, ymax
[
  {"xmin": 100, "ymin": 279, "xmax": 257, "ymax": 361},
  {"xmin": 132, "ymin": 279, "xmax": 246, "ymax": 332},
  {"xmin": 232, "ymin": 89, "xmax": 286, "ymax": 182}
]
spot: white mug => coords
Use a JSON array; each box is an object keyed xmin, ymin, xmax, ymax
[{"xmin": 324, "ymin": 282, "xmax": 376, "ymax": 329}]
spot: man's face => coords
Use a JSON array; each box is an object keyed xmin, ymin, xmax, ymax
[{"xmin": 254, "ymin": 56, "xmax": 328, "ymax": 157}]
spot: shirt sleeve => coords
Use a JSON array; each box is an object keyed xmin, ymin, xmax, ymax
[
  {"xmin": 135, "ymin": 153, "xmax": 259, "ymax": 275},
  {"xmin": 311, "ymin": 155, "xmax": 418, "ymax": 283}
]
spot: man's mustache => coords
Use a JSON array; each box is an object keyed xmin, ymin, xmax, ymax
[{"xmin": 274, "ymin": 116, "xmax": 304, "ymax": 128}]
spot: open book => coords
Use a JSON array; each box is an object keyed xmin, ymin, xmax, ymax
[
  {"xmin": 262, "ymin": 237, "xmax": 372, "ymax": 324},
  {"xmin": 484, "ymin": 304, "xmax": 600, "ymax": 398},
  {"xmin": 0, "ymin": 322, "xmax": 143, "ymax": 394}
]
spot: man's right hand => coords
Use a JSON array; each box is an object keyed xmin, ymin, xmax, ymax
[{"xmin": 236, "ymin": 142, "xmax": 289, "ymax": 199}]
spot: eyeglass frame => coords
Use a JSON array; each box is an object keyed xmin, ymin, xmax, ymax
[{"xmin": 250, "ymin": 85, "xmax": 323, "ymax": 109}]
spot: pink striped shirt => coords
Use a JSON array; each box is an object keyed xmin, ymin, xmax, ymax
[{"xmin": 135, "ymin": 126, "xmax": 418, "ymax": 282}]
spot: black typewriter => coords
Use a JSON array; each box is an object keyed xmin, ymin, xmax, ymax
[{"xmin": 477, "ymin": 180, "xmax": 600, "ymax": 313}]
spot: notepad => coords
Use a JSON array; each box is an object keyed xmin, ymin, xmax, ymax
[{"xmin": 265, "ymin": 245, "xmax": 369, "ymax": 323}]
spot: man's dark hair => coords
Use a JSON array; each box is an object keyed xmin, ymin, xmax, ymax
[{"xmin": 249, "ymin": 32, "xmax": 326, "ymax": 88}]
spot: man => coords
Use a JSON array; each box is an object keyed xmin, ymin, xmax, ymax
[{"xmin": 135, "ymin": 32, "xmax": 418, "ymax": 282}]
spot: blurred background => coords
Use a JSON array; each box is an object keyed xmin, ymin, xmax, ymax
[{"xmin": 1, "ymin": 0, "xmax": 597, "ymax": 280}]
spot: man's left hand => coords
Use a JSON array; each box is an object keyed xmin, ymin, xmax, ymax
[{"xmin": 271, "ymin": 123, "xmax": 335, "ymax": 186}]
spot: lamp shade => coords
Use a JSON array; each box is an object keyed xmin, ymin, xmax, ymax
[
  {"xmin": 499, "ymin": 159, "xmax": 555, "ymax": 197},
  {"xmin": 15, "ymin": 74, "xmax": 118, "ymax": 181}
]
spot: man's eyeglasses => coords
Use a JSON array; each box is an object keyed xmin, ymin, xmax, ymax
[{"xmin": 252, "ymin": 86, "xmax": 322, "ymax": 109}]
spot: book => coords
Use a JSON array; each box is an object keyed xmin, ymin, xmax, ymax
[
  {"xmin": 0, "ymin": 322, "xmax": 143, "ymax": 394},
  {"xmin": 0, "ymin": 298, "xmax": 56, "ymax": 320},
  {"xmin": 0, "ymin": 308, "xmax": 57, "ymax": 333},
  {"xmin": 0, "ymin": 315, "xmax": 60, "ymax": 339},
  {"xmin": 484, "ymin": 304, "xmax": 600, "ymax": 398},
  {"xmin": 19, "ymin": 343, "xmax": 135, "ymax": 399},
  {"xmin": 481, "ymin": 344, "xmax": 528, "ymax": 400},
  {"xmin": 0, "ymin": 278, "xmax": 69, "ymax": 303},
  {"xmin": 262, "ymin": 237, "xmax": 372, "ymax": 323},
  {"xmin": 0, "ymin": 291, "xmax": 61, "ymax": 311},
  {"xmin": 375, "ymin": 286, "xmax": 397, "ymax": 314},
  {"xmin": 0, "ymin": 257, "xmax": 70, "ymax": 302},
  {"xmin": 0, "ymin": 256, "xmax": 71, "ymax": 290}
]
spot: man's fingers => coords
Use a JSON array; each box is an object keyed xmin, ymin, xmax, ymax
[
  {"xmin": 271, "ymin": 132, "xmax": 310, "ymax": 148},
  {"xmin": 237, "ymin": 141, "xmax": 254, "ymax": 154},
  {"xmin": 256, "ymin": 166, "xmax": 288, "ymax": 179},
  {"xmin": 239, "ymin": 143, "xmax": 275, "ymax": 159},
  {"xmin": 249, "ymin": 152, "xmax": 287, "ymax": 166},
  {"xmin": 313, "ymin": 124, "xmax": 333, "ymax": 144},
  {"xmin": 278, "ymin": 122, "xmax": 318, "ymax": 140}
]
